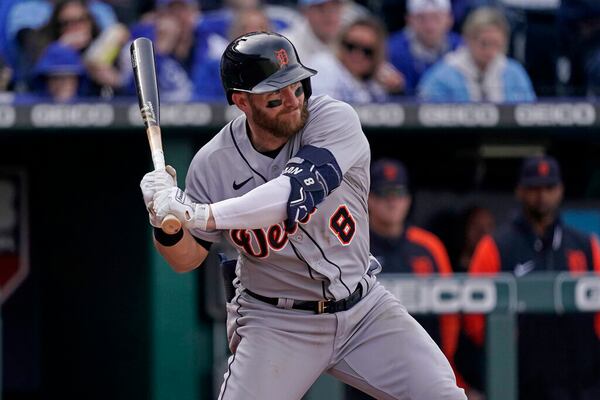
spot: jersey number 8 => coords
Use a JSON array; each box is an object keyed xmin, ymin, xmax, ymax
[{"xmin": 329, "ymin": 205, "xmax": 356, "ymax": 245}]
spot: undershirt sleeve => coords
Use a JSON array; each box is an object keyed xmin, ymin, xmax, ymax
[{"xmin": 210, "ymin": 175, "xmax": 291, "ymax": 230}]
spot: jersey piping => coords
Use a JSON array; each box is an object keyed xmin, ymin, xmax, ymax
[
  {"xmin": 299, "ymin": 225, "xmax": 352, "ymax": 297},
  {"xmin": 229, "ymin": 121, "xmax": 268, "ymax": 183}
]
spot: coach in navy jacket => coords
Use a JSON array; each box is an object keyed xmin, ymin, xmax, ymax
[{"xmin": 460, "ymin": 155, "xmax": 600, "ymax": 400}]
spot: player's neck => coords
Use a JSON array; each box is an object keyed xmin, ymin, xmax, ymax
[{"xmin": 246, "ymin": 121, "xmax": 289, "ymax": 152}]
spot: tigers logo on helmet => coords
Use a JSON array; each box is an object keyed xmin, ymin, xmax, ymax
[{"xmin": 275, "ymin": 49, "xmax": 289, "ymax": 68}]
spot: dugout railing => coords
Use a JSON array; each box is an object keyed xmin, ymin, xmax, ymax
[{"xmin": 304, "ymin": 272, "xmax": 600, "ymax": 400}]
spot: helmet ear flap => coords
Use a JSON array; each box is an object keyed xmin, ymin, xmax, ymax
[
  {"xmin": 301, "ymin": 78, "xmax": 312, "ymax": 100},
  {"xmin": 226, "ymin": 90, "xmax": 234, "ymax": 105}
]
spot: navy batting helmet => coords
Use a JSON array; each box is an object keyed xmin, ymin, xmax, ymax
[{"xmin": 220, "ymin": 31, "xmax": 317, "ymax": 105}]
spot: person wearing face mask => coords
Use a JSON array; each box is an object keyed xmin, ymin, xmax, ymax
[
  {"xmin": 460, "ymin": 155, "xmax": 600, "ymax": 400},
  {"xmin": 417, "ymin": 6, "xmax": 535, "ymax": 102}
]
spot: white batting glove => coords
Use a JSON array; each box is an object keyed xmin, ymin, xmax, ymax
[
  {"xmin": 140, "ymin": 165, "xmax": 177, "ymax": 206},
  {"xmin": 153, "ymin": 187, "xmax": 210, "ymax": 231},
  {"xmin": 140, "ymin": 165, "xmax": 177, "ymax": 227}
]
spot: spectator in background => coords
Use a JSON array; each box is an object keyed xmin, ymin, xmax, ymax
[
  {"xmin": 27, "ymin": 41, "xmax": 85, "ymax": 102},
  {"xmin": 310, "ymin": 17, "xmax": 403, "ymax": 103},
  {"xmin": 120, "ymin": 0, "xmax": 201, "ymax": 102},
  {"xmin": 132, "ymin": 0, "xmax": 203, "ymax": 73},
  {"xmin": 199, "ymin": 0, "xmax": 302, "ymax": 59},
  {"xmin": 454, "ymin": 205, "xmax": 496, "ymax": 273},
  {"xmin": 460, "ymin": 155, "xmax": 600, "ymax": 400},
  {"xmin": 345, "ymin": 158, "xmax": 463, "ymax": 399},
  {"xmin": 387, "ymin": 0, "xmax": 462, "ymax": 96},
  {"xmin": 557, "ymin": 0, "xmax": 600, "ymax": 97},
  {"xmin": 32, "ymin": 0, "xmax": 128, "ymax": 97},
  {"xmin": 153, "ymin": 0, "xmax": 202, "ymax": 73},
  {"xmin": 418, "ymin": 6, "xmax": 535, "ymax": 102},
  {"xmin": 281, "ymin": 0, "xmax": 345, "ymax": 61},
  {"xmin": 3, "ymin": 0, "xmax": 117, "ymax": 90},
  {"xmin": 0, "ymin": 52, "xmax": 13, "ymax": 92},
  {"xmin": 193, "ymin": 7, "xmax": 272, "ymax": 101}
]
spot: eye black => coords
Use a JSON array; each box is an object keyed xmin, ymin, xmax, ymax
[{"xmin": 266, "ymin": 99, "xmax": 283, "ymax": 108}]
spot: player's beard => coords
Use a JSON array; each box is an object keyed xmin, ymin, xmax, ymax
[{"xmin": 250, "ymin": 100, "xmax": 309, "ymax": 140}]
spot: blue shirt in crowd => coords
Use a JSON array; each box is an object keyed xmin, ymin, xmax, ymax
[{"xmin": 388, "ymin": 28, "xmax": 463, "ymax": 96}]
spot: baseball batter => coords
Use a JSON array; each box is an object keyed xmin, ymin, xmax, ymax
[{"xmin": 141, "ymin": 32, "xmax": 466, "ymax": 400}]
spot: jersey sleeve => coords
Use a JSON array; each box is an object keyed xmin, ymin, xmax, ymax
[
  {"xmin": 301, "ymin": 98, "xmax": 370, "ymax": 175},
  {"xmin": 184, "ymin": 150, "xmax": 223, "ymax": 243}
]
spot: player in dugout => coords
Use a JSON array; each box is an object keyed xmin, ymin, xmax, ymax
[
  {"xmin": 460, "ymin": 155, "xmax": 600, "ymax": 400},
  {"xmin": 346, "ymin": 158, "xmax": 464, "ymax": 400},
  {"xmin": 140, "ymin": 31, "xmax": 466, "ymax": 399}
]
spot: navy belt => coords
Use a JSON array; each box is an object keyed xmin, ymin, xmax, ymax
[{"xmin": 245, "ymin": 285, "xmax": 363, "ymax": 314}]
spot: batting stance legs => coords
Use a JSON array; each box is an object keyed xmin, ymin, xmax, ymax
[{"xmin": 218, "ymin": 283, "xmax": 466, "ymax": 400}]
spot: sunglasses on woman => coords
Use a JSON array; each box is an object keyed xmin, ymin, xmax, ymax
[{"xmin": 341, "ymin": 40, "xmax": 375, "ymax": 58}]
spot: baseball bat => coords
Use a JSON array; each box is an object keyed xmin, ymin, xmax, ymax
[{"xmin": 130, "ymin": 37, "xmax": 181, "ymax": 235}]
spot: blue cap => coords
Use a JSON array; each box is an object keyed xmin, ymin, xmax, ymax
[
  {"xmin": 370, "ymin": 158, "xmax": 410, "ymax": 196},
  {"xmin": 518, "ymin": 155, "xmax": 562, "ymax": 187},
  {"xmin": 32, "ymin": 42, "xmax": 85, "ymax": 78}
]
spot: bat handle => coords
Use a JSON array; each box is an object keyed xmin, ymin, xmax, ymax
[
  {"xmin": 151, "ymin": 157, "xmax": 181, "ymax": 235},
  {"xmin": 161, "ymin": 214, "xmax": 182, "ymax": 235},
  {"xmin": 146, "ymin": 126, "xmax": 181, "ymax": 234},
  {"xmin": 154, "ymin": 164, "xmax": 181, "ymax": 234}
]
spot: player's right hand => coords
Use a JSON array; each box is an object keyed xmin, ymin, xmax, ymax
[{"xmin": 140, "ymin": 166, "xmax": 177, "ymax": 227}]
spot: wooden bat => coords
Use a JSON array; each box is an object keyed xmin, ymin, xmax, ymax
[{"xmin": 130, "ymin": 37, "xmax": 181, "ymax": 235}]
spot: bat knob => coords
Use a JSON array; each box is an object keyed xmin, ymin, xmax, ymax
[{"xmin": 161, "ymin": 214, "xmax": 182, "ymax": 235}]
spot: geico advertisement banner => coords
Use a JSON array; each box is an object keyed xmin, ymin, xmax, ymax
[
  {"xmin": 377, "ymin": 275, "xmax": 500, "ymax": 314},
  {"xmin": 378, "ymin": 273, "xmax": 600, "ymax": 314}
]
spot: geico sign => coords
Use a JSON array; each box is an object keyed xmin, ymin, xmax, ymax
[
  {"xmin": 161, "ymin": 104, "xmax": 212, "ymax": 126},
  {"xmin": 32, "ymin": 104, "xmax": 114, "ymax": 127},
  {"xmin": 0, "ymin": 105, "xmax": 16, "ymax": 127},
  {"xmin": 515, "ymin": 103, "xmax": 595, "ymax": 126},
  {"xmin": 575, "ymin": 278, "xmax": 600, "ymax": 311},
  {"xmin": 355, "ymin": 104, "xmax": 405, "ymax": 127},
  {"xmin": 418, "ymin": 104, "xmax": 499, "ymax": 127},
  {"xmin": 380, "ymin": 278, "xmax": 497, "ymax": 313},
  {"xmin": 129, "ymin": 103, "xmax": 213, "ymax": 126}
]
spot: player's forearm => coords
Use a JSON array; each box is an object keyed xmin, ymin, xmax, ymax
[
  {"xmin": 210, "ymin": 175, "xmax": 291, "ymax": 229},
  {"xmin": 153, "ymin": 228, "xmax": 209, "ymax": 273}
]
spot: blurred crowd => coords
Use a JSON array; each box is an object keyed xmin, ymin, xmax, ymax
[{"xmin": 1, "ymin": 0, "xmax": 600, "ymax": 104}]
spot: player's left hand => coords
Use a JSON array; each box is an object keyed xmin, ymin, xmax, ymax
[
  {"xmin": 153, "ymin": 187, "xmax": 210, "ymax": 231},
  {"xmin": 140, "ymin": 165, "xmax": 177, "ymax": 207}
]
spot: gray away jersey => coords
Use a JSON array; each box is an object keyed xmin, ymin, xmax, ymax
[{"xmin": 185, "ymin": 95, "xmax": 373, "ymax": 301}]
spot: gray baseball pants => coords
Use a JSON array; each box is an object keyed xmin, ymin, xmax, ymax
[{"xmin": 218, "ymin": 282, "xmax": 467, "ymax": 400}]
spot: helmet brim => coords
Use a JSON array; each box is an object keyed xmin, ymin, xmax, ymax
[{"xmin": 250, "ymin": 64, "xmax": 317, "ymax": 94}]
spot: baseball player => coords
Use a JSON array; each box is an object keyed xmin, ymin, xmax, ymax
[{"xmin": 140, "ymin": 32, "xmax": 466, "ymax": 400}]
